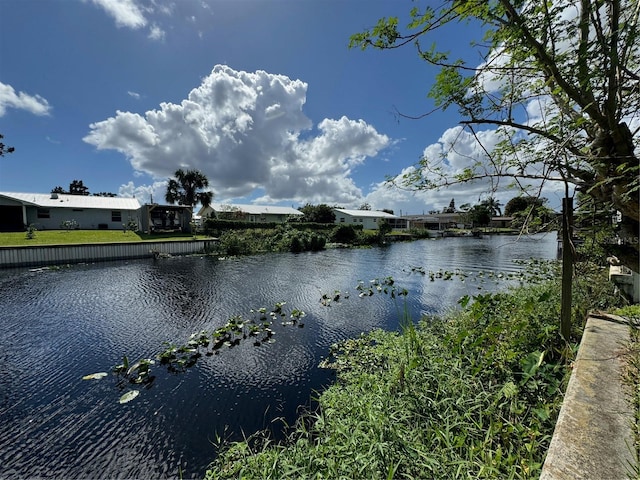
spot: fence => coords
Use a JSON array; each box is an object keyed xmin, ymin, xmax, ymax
[{"xmin": 0, "ymin": 239, "xmax": 219, "ymax": 269}]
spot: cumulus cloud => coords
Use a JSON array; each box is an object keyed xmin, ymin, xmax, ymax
[
  {"xmin": 0, "ymin": 82, "xmax": 51, "ymax": 117},
  {"xmin": 364, "ymin": 124, "xmax": 565, "ymax": 215},
  {"xmin": 85, "ymin": 65, "xmax": 390, "ymax": 205}
]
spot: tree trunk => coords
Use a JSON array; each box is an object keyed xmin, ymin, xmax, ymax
[
  {"xmin": 560, "ymin": 197, "xmax": 574, "ymax": 341},
  {"xmin": 588, "ymin": 123, "xmax": 639, "ymax": 272}
]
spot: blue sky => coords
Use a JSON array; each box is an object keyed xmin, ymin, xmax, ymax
[{"xmin": 0, "ymin": 0, "xmax": 562, "ymax": 214}]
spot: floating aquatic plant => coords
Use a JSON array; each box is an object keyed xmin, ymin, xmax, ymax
[{"xmin": 86, "ymin": 301, "xmax": 310, "ymax": 404}]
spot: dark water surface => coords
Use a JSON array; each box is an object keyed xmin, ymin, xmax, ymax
[{"xmin": 0, "ymin": 234, "xmax": 557, "ymax": 479}]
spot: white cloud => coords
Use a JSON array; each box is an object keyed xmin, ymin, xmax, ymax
[
  {"xmin": 0, "ymin": 82, "xmax": 51, "ymax": 117},
  {"xmin": 364, "ymin": 124, "xmax": 566, "ymax": 215},
  {"xmin": 87, "ymin": 0, "xmax": 213, "ymax": 41},
  {"xmin": 118, "ymin": 180, "xmax": 166, "ymax": 203},
  {"xmin": 85, "ymin": 65, "xmax": 390, "ymax": 205},
  {"xmin": 148, "ymin": 24, "xmax": 165, "ymax": 41},
  {"xmin": 88, "ymin": 0, "xmax": 147, "ymax": 29},
  {"xmin": 127, "ymin": 90, "xmax": 141, "ymax": 99}
]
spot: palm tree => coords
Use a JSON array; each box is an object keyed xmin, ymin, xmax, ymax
[
  {"xmin": 165, "ymin": 169, "xmax": 213, "ymax": 209},
  {"xmin": 481, "ymin": 197, "xmax": 502, "ymax": 217}
]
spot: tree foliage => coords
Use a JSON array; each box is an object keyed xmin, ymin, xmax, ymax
[
  {"xmin": 466, "ymin": 203, "xmax": 491, "ymax": 228},
  {"xmin": 377, "ymin": 219, "xmax": 393, "ymax": 238},
  {"xmin": 51, "ymin": 181, "xmax": 117, "ymax": 197},
  {"xmin": 165, "ymin": 169, "xmax": 213, "ymax": 209},
  {"xmin": 351, "ymin": 0, "xmax": 639, "ymax": 270},
  {"xmin": 481, "ymin": 196, "xmax": 502, "ymax": 217},
  {"xmin": 298, "ymin": 203, "xmax": 336, "ymax": 224},
  {"xmin": 0, "ymin": 134, "xmax": 14, "ymax": 156},
  {"xmin": 69, "ymin": 180, "xmax": 89, "ymax": 196},
  {"xmin": 442, "ymin": 198, "xmax": 456, "ymax": 213},
  {"xmin": 504, "ymin": 196, "xmax": 545, "ymax": 217},
  {"xmin": 52, "ymin": 180, "xmax": 90, "ymax": 196}
]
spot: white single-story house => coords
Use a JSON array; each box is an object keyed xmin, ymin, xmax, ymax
[
  {"xmin": 333, "ymin": 209, "xmax": 408, "ymax": 230},
  {"xmin": 0, "ymin": 192, "xmax": 141, "ymax": 231},
  {"xmin": 198, "ymin": 203, "xmax": 304, "ymax": 223}
]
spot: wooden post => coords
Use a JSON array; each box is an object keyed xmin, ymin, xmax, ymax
[{"xmin": 560, "ymin": 197, "xmax": 574, "ymax": 341}]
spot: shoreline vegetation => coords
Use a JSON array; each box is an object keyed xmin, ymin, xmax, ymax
[
  {"xmin": 0, "ymin": 222, "xmax": 520, "ymax": 251},
  {"xmin": 205, "ymin": 261, "xmax": 632, "ymax": 479}
]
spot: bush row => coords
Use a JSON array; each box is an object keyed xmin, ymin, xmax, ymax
[{"xmin": 214, "ymin": 224, "xmax": 385, "ymax": 255}]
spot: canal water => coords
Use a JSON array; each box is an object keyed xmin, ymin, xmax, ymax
[{"xmin": 0, "ymin": 233, "xmax": 557, "ymax": 479}]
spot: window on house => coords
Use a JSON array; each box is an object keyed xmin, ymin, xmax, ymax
[
  {"xmin": 353, "ymin": 218, "xmax": 357, "ymax": 222},
  {"xmin": 111, "ymin": 211, "xmax": 122, "ymax": 222},
  {"xmin": 373, "ymin": 218, "xmax": 377, "ymax": 222},
  {"xmin": 37, "ymin": 209, "xmax": 50, "ymax": 219},
  {"xmin": 359, "ymin": 219, "xmax": 363, "ymax": 222},
  {"xmin": 340, "ymin": 217, "xmax": 345, "ymax": 223}
]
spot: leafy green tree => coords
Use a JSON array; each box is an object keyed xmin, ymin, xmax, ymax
[
  {"xmin": 468, "ymin": 204, "xmax": 491, "ymax": 228},
  {"xmin": 217, "ymin": 205, "xmax": 243, "ymax": 220},
  {"xmin": 351, "ymin": 0, "xmax": 639, "ymax": 271},
  {"xmin": 504, "ymin": 196, "xmax": 544, "ymax": 217},
  {"xmin": 165, "ymin": 169, "xmax": 213, "ymax": 210},
  {"xmin": 480, "ymin": 197, "xmax": 502, "ymax": 217},
  {"xmin": 0, "ymin": 134, "xmax": 14, "ymax": 156},
  {"xmin": 298, "ymin": 203, "xmax": 336, "ymax": 223},
  {"xmin": 442, "ymin": 198, "xmax": 456, "ymax": 213},
  {"xmin": 377, "ymin": 219, "xmax": 392, "ymax": 240},
  {"xmin": 359, "ymin": 202, "xmax": 372, "ymax": 210},
  {"xmin": 69, "ymin": 180, "xmax": 90, "ymax": 196},
  {"xmin": 504, "ymin": 196, "xmax": 556, "ymax": 233}
]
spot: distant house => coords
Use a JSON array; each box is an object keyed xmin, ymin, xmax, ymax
[
  {"xmin": 0, "ymin": 192, "xmax": 141, "ymax": 231},
  {"xmin": 489, "ymin": 216, "xmax": 514, "ymax": 229},
  {"xmin": 198, "ymin": 203, "xmax": 304, "ymax": 224},
  {"xmin": 333, "ymin": 209, "xmax": 408, "ymax": 230},
  {"xmin": 402, "ymin": 213, "xmax": 466, "ymax": 230}
]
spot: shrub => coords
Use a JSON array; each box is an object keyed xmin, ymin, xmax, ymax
[{"xmin": 330, "ymin": 225, "xmax": 358, "ymax": 243}]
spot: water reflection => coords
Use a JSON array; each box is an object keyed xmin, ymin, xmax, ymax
[{"xmin": 0, "ymin": 233, "xmax": 557, "ymax": 479}]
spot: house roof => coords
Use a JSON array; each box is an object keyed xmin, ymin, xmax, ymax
[
  {"xmin": 0, "ymin": 192, "xmax": 141, "ymax": 210},
  {"xmin": 207, "ymin": 203, "xmax": 303, "ymax": 216},
  {"xmin": 403, "ymin": 212, "xmax": 463, "ymax": 221},
  {"xmin": 333, "ymin": 208, "xmax": 399, "ymax": 219}
]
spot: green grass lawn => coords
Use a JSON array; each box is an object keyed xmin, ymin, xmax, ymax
[{"xmin": 0, "ymin": 230, "xmax": 210, "ymax": 247}]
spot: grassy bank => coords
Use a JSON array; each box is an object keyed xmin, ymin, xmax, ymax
[
  {"xmin": 0, "ymin": 230, "xmax": 209, "ymax": 246},
  {"xmin": 206, "ymin": 262, "xmax": 626, "ymax": 479}
]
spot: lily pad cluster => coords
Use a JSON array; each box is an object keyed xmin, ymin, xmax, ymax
[
  {"xmin": 356, "ymin": 277, "xmax": 408, "ymax": 299},
  {"xmin": 320, "ymin": 276, "xmax": 408, "ymax": 307},
  {"xmin": 83, "ymin": 301, "xmax": 307, "ymax": 404},
  {"xmin": 405, "ymin": 259, "xmax": 559, "ymax": 290}
]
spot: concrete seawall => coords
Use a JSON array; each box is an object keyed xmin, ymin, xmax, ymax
[
  {"xmin": 0, "ymin": 239, "xmax": 219, "ymax": 269},
  {"xmin": 541, "ymin": 314, "xmax": 637, "ymax": 479}
]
